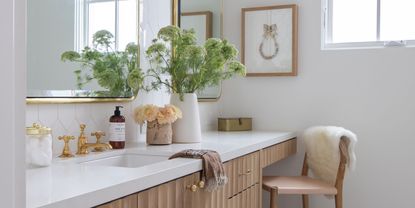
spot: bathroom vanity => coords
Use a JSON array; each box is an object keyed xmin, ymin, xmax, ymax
[{"xmin": 27, "ymin": 131, "xmax": 296, "ymax": 208}]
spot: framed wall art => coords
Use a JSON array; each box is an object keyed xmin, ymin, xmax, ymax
[
  {"xmin": 242, "ymin": 5, "xmax": 298, "ymax": 76},
  {"xmin": 181, "ymin": 11, "xmax": 213, "ymax": 45}
]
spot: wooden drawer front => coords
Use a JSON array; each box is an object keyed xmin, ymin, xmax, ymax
[
  {"xmin": 136, "ymin": 179, "xmax": 179, "ymax": 208},
  {"xmin": 183, "ymin": 171, "xmax": 228, "ymax": 208},
  {"xmin": 226, "ymin": 184, "xmax": 260, "ymax": 208},
  {"xmin": 195, "ymin": 178, "xmax": 227, "ymax": 208},
  {"xmin": 134, "ymin": 172, "xmax": 200, "ymax": 208},
  {"xmin": 99, "ymin": 171, "xmax": 228, "ymax": 208},
  {"xmin": 260, "ymin": 139, "xmax": 297, "ymax": 168},
  {"xmin": 224, "ymin": 151, "xmax": 260, "ymax": 198},
  {"xmin": 95, "ymin": 194, "xmax": 137, "ymax": 208}
]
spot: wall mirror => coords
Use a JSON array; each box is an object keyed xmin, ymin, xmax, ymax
[
  {"xmin": 173, "ymin": 0, "xmax": 224, "ymax": 101},
  {"xmin": 27, "ymin": 0, "xmax": 140, "ymax": 103}
]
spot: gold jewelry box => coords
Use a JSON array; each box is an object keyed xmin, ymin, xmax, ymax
[{"xmin": 218, "ymin": 118, "xmax": 252, "ymax": 131}]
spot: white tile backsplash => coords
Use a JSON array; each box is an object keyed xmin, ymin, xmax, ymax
[{"xmin": 26, "ymin": 91, "xmax": 218, "ymax": 155}]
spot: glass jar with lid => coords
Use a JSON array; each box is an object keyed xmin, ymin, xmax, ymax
[{"xmin": 26, "ymin": 123, "xmax": 52, "ymax": 168}]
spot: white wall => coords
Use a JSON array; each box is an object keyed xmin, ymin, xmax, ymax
[
  {"xmin": 220, "ymin": 0, "xmax": 415, "ymax": 208},
  {"xmin": 0, "ymin": 0, "xmax": 26, "ymax": 207}
]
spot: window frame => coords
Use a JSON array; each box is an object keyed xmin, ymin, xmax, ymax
[
  {"xmin": 321, "ymin": 0, "xmax": 415, "ymax": 50},
  {"xmin": 75, "ymin": 0, "xmax": 124, "ymax": 51}
]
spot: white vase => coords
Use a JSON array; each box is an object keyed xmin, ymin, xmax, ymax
[{"xmin": 170, "ymin": 93, "xmax": 202, "ymax": 143}]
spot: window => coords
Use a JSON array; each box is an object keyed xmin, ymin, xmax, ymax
[
  {"xmin": 323, "ymin": 0, "xmax": 415, "ymax": 49},
  {"xmin": 75, "ymin": 0, "xmax": 137, "ymax": 51}
]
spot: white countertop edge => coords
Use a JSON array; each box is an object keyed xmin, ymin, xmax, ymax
[
  {"xmin": 29, "ymin": 131, "xmax": 297, "ymax": 208},
  {"xmin": 38, "ymin": 159, "xmax": 203, "ymax": 208}
]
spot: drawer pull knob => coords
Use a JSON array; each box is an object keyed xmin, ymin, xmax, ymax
[
  {"xmin": 187, "ymin": 184, "xmax": 198, "ymax": 192},
  {"xmin": 239, "ymin": 169, "xmax": 253, "ymax": 176},
  {"xmin": 198, "ymin": 181, "xmax": 205, "ymax": 189}
]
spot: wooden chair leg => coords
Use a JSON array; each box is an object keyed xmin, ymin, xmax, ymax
[
  {"xmin": 302, "ymin": 195, "xmax": 309, "ymax": 208},
  {"xmin": 335, "ymin": 194, "xmax": 342, "ymax": 208},
  {"xmin": 270, "ymin": 189, "xmax": 278, "ymax": 208}
]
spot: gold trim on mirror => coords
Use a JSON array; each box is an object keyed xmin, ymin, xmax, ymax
[
  {"xmin": 26, "ymin": 96, "xmax": 136, "ymax": 104},
  {"xmin": 172, "ymin": 0, "xmax": 179, "ymax": 26},
  {"xmin": 198, "ymin": 97, "xmax": 220, "ymax": 102}
]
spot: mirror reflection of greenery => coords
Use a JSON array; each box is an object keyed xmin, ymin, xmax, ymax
[
  {"xmin": 72, "ymin": 90, "xmax": 133, "ymax": 98},
  {"xmin": 146, "ymin": 26, "xmax": 246, "ymax": 100},
  {"xmin": 61, "ymin": 30, "xmax": 143, "ymax": 97}
]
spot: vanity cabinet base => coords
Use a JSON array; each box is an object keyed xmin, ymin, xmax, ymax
[
  {"xmin": 227, "ymin": 183, "xmax": 260, "ymax": 208},
  {"xmin": 96, "ymin": 138, "xmax": 296, "ymax": 208}
]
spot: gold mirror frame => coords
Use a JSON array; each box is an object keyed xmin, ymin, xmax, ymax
[
  {"xmin": 26, "ymin": 96, "xmax": 136, "ymax": 104},
  {"xmin": 26, "ymin": 1, "xmax": 141, "ymax": 104},
  {"xmin": 172, "ymin": 0, "xmax": 223, "ymax": 102}
]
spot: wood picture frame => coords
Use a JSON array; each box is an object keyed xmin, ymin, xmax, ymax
[
  {"xmin": 242, "ymin": 5, "xmax": 298, "ymax": 77},
  {"xmin": 181, "ymin": 11, "xmax": 213, "ymax": 41}
]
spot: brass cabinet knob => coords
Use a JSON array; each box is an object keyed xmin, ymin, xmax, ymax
[
  {"xmin": 58, "ymin": 135, "xmax": 75, "ymax": 158},
  {"xmin": 239, "ymin": 169, "xmax": 252, "ymax": 177},
  {"xmin": 187, "ymin": 184, "xmax": 198, "ymax": 192},
  {"xmin": 198, "ymin": 180, "xmax": 205, "ymax": 189},
  {"xmin": 246, "ymin": 169, "xmax": 252, "ymax": 175}
]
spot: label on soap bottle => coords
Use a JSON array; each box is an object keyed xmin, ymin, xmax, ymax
[{"xmin": 109, "ymin": 122, "xmax": 125, "ymax": 141}]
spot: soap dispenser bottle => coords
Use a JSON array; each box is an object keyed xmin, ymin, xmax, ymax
[{"xmin": 109, "ymin": 106, "xmax": 126, "ymax": 149}]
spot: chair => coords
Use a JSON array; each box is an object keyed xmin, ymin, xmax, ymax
[{"xmin": 263, "ymin": 138, "xmax": 349, "ymax": 208}]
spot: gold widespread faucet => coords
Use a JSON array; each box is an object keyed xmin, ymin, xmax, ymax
[{"xmin": 76, "ymin": 124, "xmax": 112, "ymax": 155}]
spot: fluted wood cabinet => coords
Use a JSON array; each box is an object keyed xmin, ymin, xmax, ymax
[
  {"xmin": 96, "ymin": 138, "xmax": 296, "ymax": 208},
  {"xmin": 95, "ymin": 194, "xmax": 138, "ymax": 208},
  {"xmin": 260, "ymin": 139, "xmax": 297, "ymax": 168}
]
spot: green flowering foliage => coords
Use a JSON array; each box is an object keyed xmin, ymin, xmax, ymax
[
  {"xmin": 221, "ymin": 40, "xmax": 239, "ymax": 60},
  {"xmin": 183, "ymin": 45, "xmax": 205, "ymax": 69},
  {"xmin": 125, "ymin": 42, "xmax": 138, "ymax": 55},
  {"xmin": 60, "ymin": 30, "xmax": 143, "ymax": 97},
  {"xmin": 93, "ymin": 30, "xmax": 114, "ymax": 48},
  {"xmin": 128, "ymin": 68, "xmax": 144, "ymax": 93},
  {"xmin": 96, "ymin": 70, "xmax": 118, "ymax": 89},
  {"xmin": 61, "ymin": 51, "xmax": 81, "ymax": 62},
  {"xmin": 157, "ymin": 26, "xmax": 180, "ymax": 42},
  {"xmin": 145, "ymin": 26, "xmax": 246, "ymax": 98}
]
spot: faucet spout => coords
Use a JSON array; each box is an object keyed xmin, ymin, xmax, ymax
[
  {"xmin": 78, "ymin": 143, "xmax": 112, "ymax": 155},
  {"xmin": 76, "ymin": 124, "xmax": 112, "ymax": 155},
  {"xmin": 76, "ymin": 124, "xmax": 88, "ymax": 155}
]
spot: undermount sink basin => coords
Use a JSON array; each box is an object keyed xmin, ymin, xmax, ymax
[{"xmin": 81, "ymin": 154, "xmax": 169, "ymax": 168}]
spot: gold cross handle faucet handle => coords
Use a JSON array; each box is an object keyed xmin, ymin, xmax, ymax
[
  {"xmin": 91, "ymin": 131, "xmax": 106, "ymax": 144},
  {"xmin": 80, "ymin": 124, "xmax": 86, "ymax": 133},
  {"xmin": 58, "ymin": 135, "xmax": 75, "ymax": 158},
  {"xmin": 91, "ymin": 131, "xmax": 106, "ymax": 152}
]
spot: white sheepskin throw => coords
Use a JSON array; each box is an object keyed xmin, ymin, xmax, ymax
[{"xmin": 303, "ymin": 126, "xmax": 357, "ymax": 185}]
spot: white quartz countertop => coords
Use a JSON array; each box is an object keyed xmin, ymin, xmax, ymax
[{"xmin": 27, "ymin": 131, "xmax": 297, "ymax": 208}]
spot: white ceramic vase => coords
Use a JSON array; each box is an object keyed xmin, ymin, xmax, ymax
[{"xmin": 170, "ymin": 93, "xmax": 202, "ymax": 143}]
